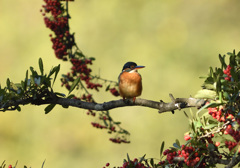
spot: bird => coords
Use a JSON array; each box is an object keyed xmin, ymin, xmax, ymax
[{"xmin": 118, "ymin": 62, "xmax": 145, "ymax": 102}]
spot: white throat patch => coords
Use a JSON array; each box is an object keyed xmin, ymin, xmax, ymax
[{"xmin": 129, "ymin": 69, "xmax": 137, "ymax": 73}]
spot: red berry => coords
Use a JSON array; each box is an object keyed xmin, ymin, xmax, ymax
[
  {"xmin": 195, "ymin": 157, "xmax": 200, "ymax": 162},
  {"xmin": 184, "ymin": 134, "xmax": 191, "ymax": 141},
  {"xmin": 215, "ymin": 142, "xmax": 220, "ymax": 147}
]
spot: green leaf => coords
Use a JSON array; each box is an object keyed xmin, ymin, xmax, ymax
[
  {"xmin": 75, "ymin": 51, "xmax": 85, "ymax": 57},
  {"xmin": 127, "ymin": 153, "xmax": 131, "ymax": 162},
  {"xmin": 197, "ymin": 102, "xmax": 223, "ymax": 116},
  {"xmin": 44, "ymin": 104, "xmax": 56, "ymax": 114},
  {"xmin": 173, "ymin": 143, "xmax": 181, "ymax": 149},
  {"xmin": 1, "ymin": 160, "xmax": 5, "ymax": 167},
  {"xmin": 203, "ymin": 123, "xmax": 217, "ymax": 130},
  {"xmin": 14, "ymin": 160, "xmax": 18, "ymax": 168},
  {"xmin": 35, "ymin": 77, "xmax": 41, "ymax": 85},
  {"xmin": 10, "ymin": 82, "xmax": 18, "ymax": 91},
  {"xmin": 105, "ymin": 84, "xmax": 110, "ymax": 91},
  {"xmin": 24, "ymin": 70, "xmax": 29, "ymax": 88},
  {"xmin": 55, "ymin": 92, "xmax": 66, "ymax": 97},
  {"xmin": 150, "ymin": 158, "xmax": 154, "ymax": 167},
  {"xmin": 52, "ymin": 64, "xmax": 60, "ymax": 86},
  {"xmin": 30, "ymin": 76, "xmax": 35, "ymax": 85},
  {"xmin": 21, "ymin": 81, "xmax": 26, "ymax": 91},
  {"xmin": 223, "ymin": 91, "xmax": 230, "ymax": 100},
  {"xmin": 139, "ymin": 154, "xmax": 146, "ymax": 163},
  {"xmin": 25, "ymin": 70, "xmax": 28, "ymax": 80},
  {"xmin": 191, "ymin": 121, "xmax": 195, "ymax": 133},
  {"xmin": 67, "ymin": 94, "xmax": 75, "ymax": 99},
  {"xmin": 183, "ymin": 111, "xmax": 189, "ymax": 119},
  {"xmin": 48, "ymin": 67, "xmax": 55, "ymax": 78},
  {"xmin": 234, "ymin": 146, "xmax": 240, "ymax": 157},
  {"xmin": 89, "ymin": 57, "xmax": 95, "ymax": 61},
  {"xmin": 103, "ymin": 119, "xmax": 108, "ymax": 127},
  {"xmin": 39, "ymin": 58, "xmax": 44, "ymax": 75},
  {"xmin": 144, "ymin": 159, "xmax": 150, "ymax": 167},
  {"xmin": 160, "ymin": 141, "xmax": 165, "ymax": 158},
  {"xmin": 219, "ymin": 54, "xmax": 227, "ymax": 69},
  {"xmin": 207, "ymin": 143, "xmax": 215, "ymax": 151},
  {"xmin": 202, "ymin": 83, "xmax": 215, "ymax": 90},
  {"xmin": 230, "ymin": 66, "xmax": 238, "ymax": 81},
  {"xmin": 16, "ymin": 106, "xmax": 21, "ymax": 112},
  {"xmin": 41, "ymin": 159, "xmax": 46, "ymax": 168},
  {"xmin": 219, "ymin": 91, "xmax": 223, "ymax": 103},
  {"xmin": 68, "ymin": 77, "xmax": 80, "ymax": 95},
  {"xmin": 175, "ymin": 139, "xmax": 180, "ymax": 148},
  {"xmin": 6, "ymin": 78, "xmax": 10, "ymax": 89},
  {"xmin": 30, "ymin": 66, "xmax": 38, "ymax": 77},
  {"xmin": 194, "ymin": 89, "xmax": 217, "ymax": 99},
  {"xmin": 194, "ymin": 120, "xmax": 203, "ymax": 129},
  {"xmin": 209, "ymin": 67, "xmax": 214, "ymax": 77}
]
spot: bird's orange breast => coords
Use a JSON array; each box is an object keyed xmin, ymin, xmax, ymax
[{"xmin": 119, "ymin": 71, "xmax": 142, "ymax": 98}]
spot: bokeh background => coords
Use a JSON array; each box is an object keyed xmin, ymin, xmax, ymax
[{"xmin": 0, "ymin": 0, "xmax": 240, "ymax": 167}]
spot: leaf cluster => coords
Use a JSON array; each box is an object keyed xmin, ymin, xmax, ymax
[
  {"xmin": 0, "ymin": 58, "xmax": 61, "ymax": 112},
  {"xmin": 197, "ymin": 50, "xmax": 240, "ymax": 104}
]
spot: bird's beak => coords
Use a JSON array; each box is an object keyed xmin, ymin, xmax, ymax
[{"xmin": 134, "ymin": 66, "xmax": 145, "ymax": 70}]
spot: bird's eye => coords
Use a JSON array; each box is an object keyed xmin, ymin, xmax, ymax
[{"xmin": 130, "ymin": 65, "xmax": 135, "ymax": 69}]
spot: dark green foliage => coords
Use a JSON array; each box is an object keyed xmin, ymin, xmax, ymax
[{"xmin": 0, "ymin": 58, "xmax": 62, "ymax": 113}]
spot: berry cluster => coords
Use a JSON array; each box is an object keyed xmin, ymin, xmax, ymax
[
  {"xmin": 225, "ymin": 141, "xmax": 238, "ymax": 152},
  {"xmin": 71, "ymin": 58, "xmax": 92, "ymax": 76},
  {"xmin": 162, "ymin": 149, "xmax": 176, "ymax": 164},
  {"xmin": 223, "ymin": 65, "xmax": 232, "ymax": 81},
  {"xmin": 74, "ymin": 94, "xmax": 93, "ymax": 102},
  {"xmin": 208, "ymin": 105, "xmax": 234, "ymax": 122},
  {"xmin": 120, "ymin": 158, "xmax": 146, "ymax": 168},
  {"xmin": 41, "ymin": 0, "xmax": 74, "ymax": 60},
  {"xmin": 159, "ymin": 145, "xmax": 206, "ymax": 167},
  {"xmin": 207, "ymin": 105, "xmax": 240, "ymax": 152},
  {"xmin": 41, "ymin": 0, "xmax": 63, "ymax": 18},
  {"xmin": 224, "ymin": 123, "xmax": 240, "ymax": 152},
  {"xmin": 179, "ymin": 146, "xmax": 202, "ymax": 167},
  {"xmin": 61, "ymin": 58, "xmax": 103, "ymax": 92},
  {"xmin": 109, "ymin": 137, "xmax": 130, "ymax": 144},
  {"xmin": 86, "ymin": 109, "xmax": 96, "ymax": 116},
  {"xmin": 91, "ymin": 122, "xmax": 107, "ymax": 129},
  {"xmin": 41, "ymin": 0, "xmax": 127, "ymax": 144},
  {"xmin": 102, "ymin": 162, "xmax": 110, "ymax": 168},
  {"xmin": 109, "ymin": 88, "xmax": 120, "ymax": 96}
]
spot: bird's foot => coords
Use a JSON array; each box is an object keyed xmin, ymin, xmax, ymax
[
  {"xmin": 133, "ymin": 97, "xmax": 136, "ymax": 103},
  {"xmin": 122, "ymin": 97, "xmax": 131, "ymax": 104}
]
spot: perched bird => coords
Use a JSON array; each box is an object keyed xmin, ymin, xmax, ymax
[{"xmin": 118, "ymin": 62, "xmax": 145, "ymax": 102}]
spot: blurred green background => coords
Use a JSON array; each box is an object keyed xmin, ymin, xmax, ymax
[{"xmin": 0, "ymin": 0, "xmax": 240, "ymax": 167}]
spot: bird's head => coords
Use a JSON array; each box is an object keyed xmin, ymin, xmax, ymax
[{"xmin": 122, "ymin": 62, "xmax": 145, "ymax": 73}]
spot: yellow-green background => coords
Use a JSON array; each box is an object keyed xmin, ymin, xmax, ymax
[{"xmin": 0, "ymin": 1, "xmax": 240, "ymax": 167}]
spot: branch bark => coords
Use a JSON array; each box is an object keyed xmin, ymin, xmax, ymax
[
  {"xmin": 0, "ymin": 94, "xmax": 205, "ymax": 113},
  {"xmin": 225, "ymin": 155, "xmax": 240, "ymax": 168}
]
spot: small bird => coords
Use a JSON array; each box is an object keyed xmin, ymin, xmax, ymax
[{"xmin": 118, "ymin": 62, "xmax": 145, "ymax": 102}]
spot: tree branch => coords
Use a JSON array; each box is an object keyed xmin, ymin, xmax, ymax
[
  {"xmin": 225, "ymin": 155, "xmax": 240, "ymax": 168},
  {"xmin": 0, "ymin": 93, "xmax": 205, "ymax": 113}
]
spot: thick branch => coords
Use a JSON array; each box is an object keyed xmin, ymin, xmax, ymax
[
  {"xmin": 225, "ymin": 155, "xmax": 240, "ymax": 168},
  {"xmin": 0, "ymin": 94, "xmax": 205, "ymax": 113}
]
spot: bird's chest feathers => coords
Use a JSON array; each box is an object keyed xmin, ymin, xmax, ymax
[{"xmin": 119, "ymin": 72, "xmax": 142, "ymax": 98}]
